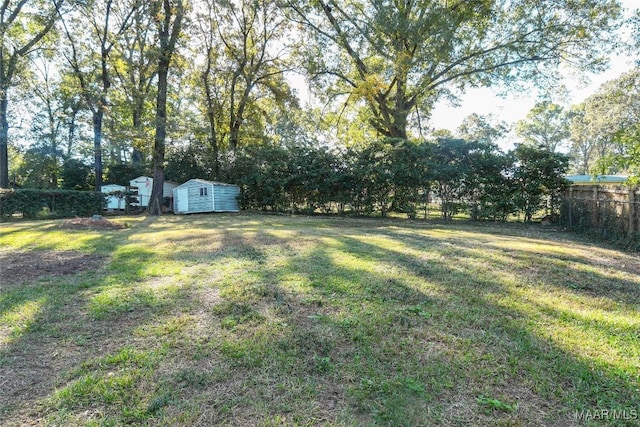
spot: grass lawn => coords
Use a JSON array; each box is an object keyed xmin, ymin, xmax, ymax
[{"xmin": 1, "ymin": 213, "xmax": 639, "ymax": 426}]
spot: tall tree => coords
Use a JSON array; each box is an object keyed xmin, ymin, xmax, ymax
[
  {"xmin": 569, "ymin": 69, "xmax": 640, "ymax": 175},
  {"xmin": 0, "ymin": 0, "xmax": 64, "ymax": 188},
  {"xmin": 286, "ymin": 0, "xmax": 622, "ymax": 140},
  {"xmin": 60, "ymin": 0, "xmax": 139, "ymax": 190},
  {"xmin": 192, "ymin": 0, "xmax": 225, "ymax": 176},
  {"xmin": 191, "ymin": 0, "xmax": 294, "ymax": 171},
  {"xmin": 568, "ymin": 103, "xmax": 597, "ymax": 174},
  {"xmin": 112, "ymin": 1, "xmax": 158, "ymax": 166},
  {"xmin": 456, "ymin": 113, "xmax": 507, "ymax": 146},
  {"xmin": 147, "ymin": 0, "xmax": 184, "ymax": 215},
  {"xmin": 516, "ymin": 101, "xmax": 570, "ymax": 152},
  {"xmin": 57, "ymin": 71, "xmax": 87, "ymax": 159},
  {"xmin": 25, "ymin": 55, "xmax": 73, "ymax": 186},
  {"xmin": 588, "ymin": 69, "xmax": 640, "ymax": 177}
]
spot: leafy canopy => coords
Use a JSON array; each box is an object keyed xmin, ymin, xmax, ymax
[{"xmin": 287, "ymin": 0, "xmax": 623, "ymax": 139}]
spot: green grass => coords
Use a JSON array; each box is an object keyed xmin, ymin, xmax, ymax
[{"xmin": 1, "ymin": 213, "xmax": 639, "ymax": 426}]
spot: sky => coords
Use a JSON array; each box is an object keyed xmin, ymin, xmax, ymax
[
  {"xmin": 429, "ymin": 0, "xmax": 639, "ymax": 138},
  {"xmin": 429, "ymin": 52, "xmax": 637, "ymax": 135}
]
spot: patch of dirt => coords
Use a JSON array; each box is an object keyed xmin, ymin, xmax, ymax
[
  {"xmin": 60, "ymin": 217, "xmax": 126, "ymax": 230},
  {"xmin": 0, "ymin": 250, "xmax": 105, "ymax": 287}
]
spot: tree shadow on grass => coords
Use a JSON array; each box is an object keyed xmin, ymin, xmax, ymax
[
  {"xmin": 0, "ymin": 219, "xmax": 180, "ymax": 424},
  {"xmin": 445, "ymin": 237, "xmax": 640, "ymax": 304},
  {"xmin": 362, "ymin": 224, "xmax": 640, "ymax": 304},
  {"xmin": 0, "ymin": 217, "xmax": 291, "ymax": 425},
  {"xmin": 166, "ymin": 223, "xmax": 625, "ymax": 424},
  {"xmin": 0, "ymin": 222, "xmax": 157, "ymax": 324},
  {"xmin": 333, "ymin": 228, "xmax": 640, "ymax": 422},
  {"xmin": 154, "ymin": 224, "xmax": 639, "ymax": 426},
  {"xmin": 1, "ymin": 216, "xmax": 639, "ymax": 426},
  {"xmin": 0, "ymin": 220, "xmax": 61, "ymax": 238}
]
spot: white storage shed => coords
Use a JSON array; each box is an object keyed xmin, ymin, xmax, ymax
[
  {"xmin": 101, "ymin": 184, "xmax": 127, "ymax": 210},
  {"xmin": 173, "ymin": 179, "xmax": 240, "ymax": 214},
  {"xmin": 129, "ymin": 176, "xmax": 178, "ymax": 208}
]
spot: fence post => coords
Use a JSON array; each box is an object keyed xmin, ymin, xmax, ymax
[
  {"xmin": 592, "ymin": 186, "xmax": 599, "ymax": 228},
  {"xmin": 630, "ymin": 188, "xmax": 636, "ymax": 238},
  {"xmin": 568, "ymin": 187, "xmax": 573, "ymax": 227}
]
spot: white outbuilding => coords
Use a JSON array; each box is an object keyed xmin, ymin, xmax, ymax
[
  {"xmin": 129, "ymin": 176, "xmax": 178, "ymax": 208},
  {"xmin": 173, "ymin": 179, "xmax": 240, "ymax": 214},
  {"xmin": 101, "ymin": 184, "xmax": 127, "ymax": 210}
]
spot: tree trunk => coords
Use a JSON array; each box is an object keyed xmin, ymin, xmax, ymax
[
  {"xmin": 0, "ymin": 65, "xmax": 9, "ymax": 188},
  {"xmin": 229, "ymin": 83, "xmax": 252, "ymax": 154},
  {"xmin": 203, "ymin": 53, "xmax": 220, "ymax": 177},
  {"xmin": 391, "ymin": 77, "xmax": 410, "ymax": 140},
  {"xmin": 47, "ymin": 98, "xmax": 58, "ymax": 187},
  {"xmin": 149, "ymin": 155, "xmax": 165, "ymax": 215},
  {"xmin": 370, "ymin": 95, "xmax": 411, "ymax": 140},
  {"xmin": 66, "ymin": 105, "xmax": 79, "ymax": 160},
  {"xmin": 131, "ymin": 100, "xmax": 145, "ymax": 165},
  {"xmin": 209, "ymin": 134, "xmax": 220, "ymax": 178},
  {"xmin": 388, "ymin": 120, "xmax": 408, "ymax": 140},
  {"xmin": 229, "ymin": 85, "xmax": 252, "ymax": 154},
  {"xmin": 93, "ymin": 110, "xmax": 104, "ymax": 191},
  {"xmin": 229, "ymin": 121, "xmax": 240, "ymax": 154},
  {"xmin": 0, "ymin": 94, "xmax": 9, "ymax": 188},
  {"xmin": 148, "ymin": 63, "xmax": 169, "ymax": 216},
  {"xmin": 229, "ymin": 72, "xmax": 239, "ymax": 153},
  {"xmin": 0, "ymin": 0, "xmax": 63, "ymax": 188},
  {"xmin": 148, "ymin": 0, "xmax": 183, "ymax": 215}
]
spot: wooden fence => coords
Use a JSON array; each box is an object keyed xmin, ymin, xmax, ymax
[{"xmin": 561, "ymin": 185, "xmax": 639, "ymax": 240}]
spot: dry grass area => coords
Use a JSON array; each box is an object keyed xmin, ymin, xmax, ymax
[
  {"xmin": 59, "ymin": 217, "xmax": 127, "ymax": 230},
  {"xmin": 0, "ymin": 250, "xmax": 106, "ymax": 288},
  {"xmin": 0, "ymin": 213, "xmax": 638, "ymax": 426}
]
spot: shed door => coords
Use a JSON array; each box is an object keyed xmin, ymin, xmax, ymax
[{"xmin": 177, "ymin": 188, "xmax": 189, "ymax": 212}]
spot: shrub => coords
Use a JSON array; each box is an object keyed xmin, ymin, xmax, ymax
[{"xmin": 0, "ymin": 189, "xmax": 105, "ymax": 220}]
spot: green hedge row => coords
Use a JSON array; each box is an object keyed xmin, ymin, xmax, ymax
[
  {"xmin": 224, "ymin": 139, "xmax": 569, "ymax": 220},
  {"xmin": 0, "ymin": 189, "xmax": 105, "ymax": 219}
]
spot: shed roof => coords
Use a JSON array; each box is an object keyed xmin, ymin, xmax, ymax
[
  {"xmin": 177, "ymin": 178, "xmax": 239, "ymax": 187},
  {"xmin": 130, "ymin": 176, "xmax": 151, "ymax": 182},
  {"xmin": 101, "ymin": 184, "xmax": 126, "ymax": 191},
  {"xmin": 565, "ymin": 174, "xmax": 628, "ymax": 184},
  {"xmin": 129, "ymin": 176, "xmax": 179, "ymax": 187}
]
